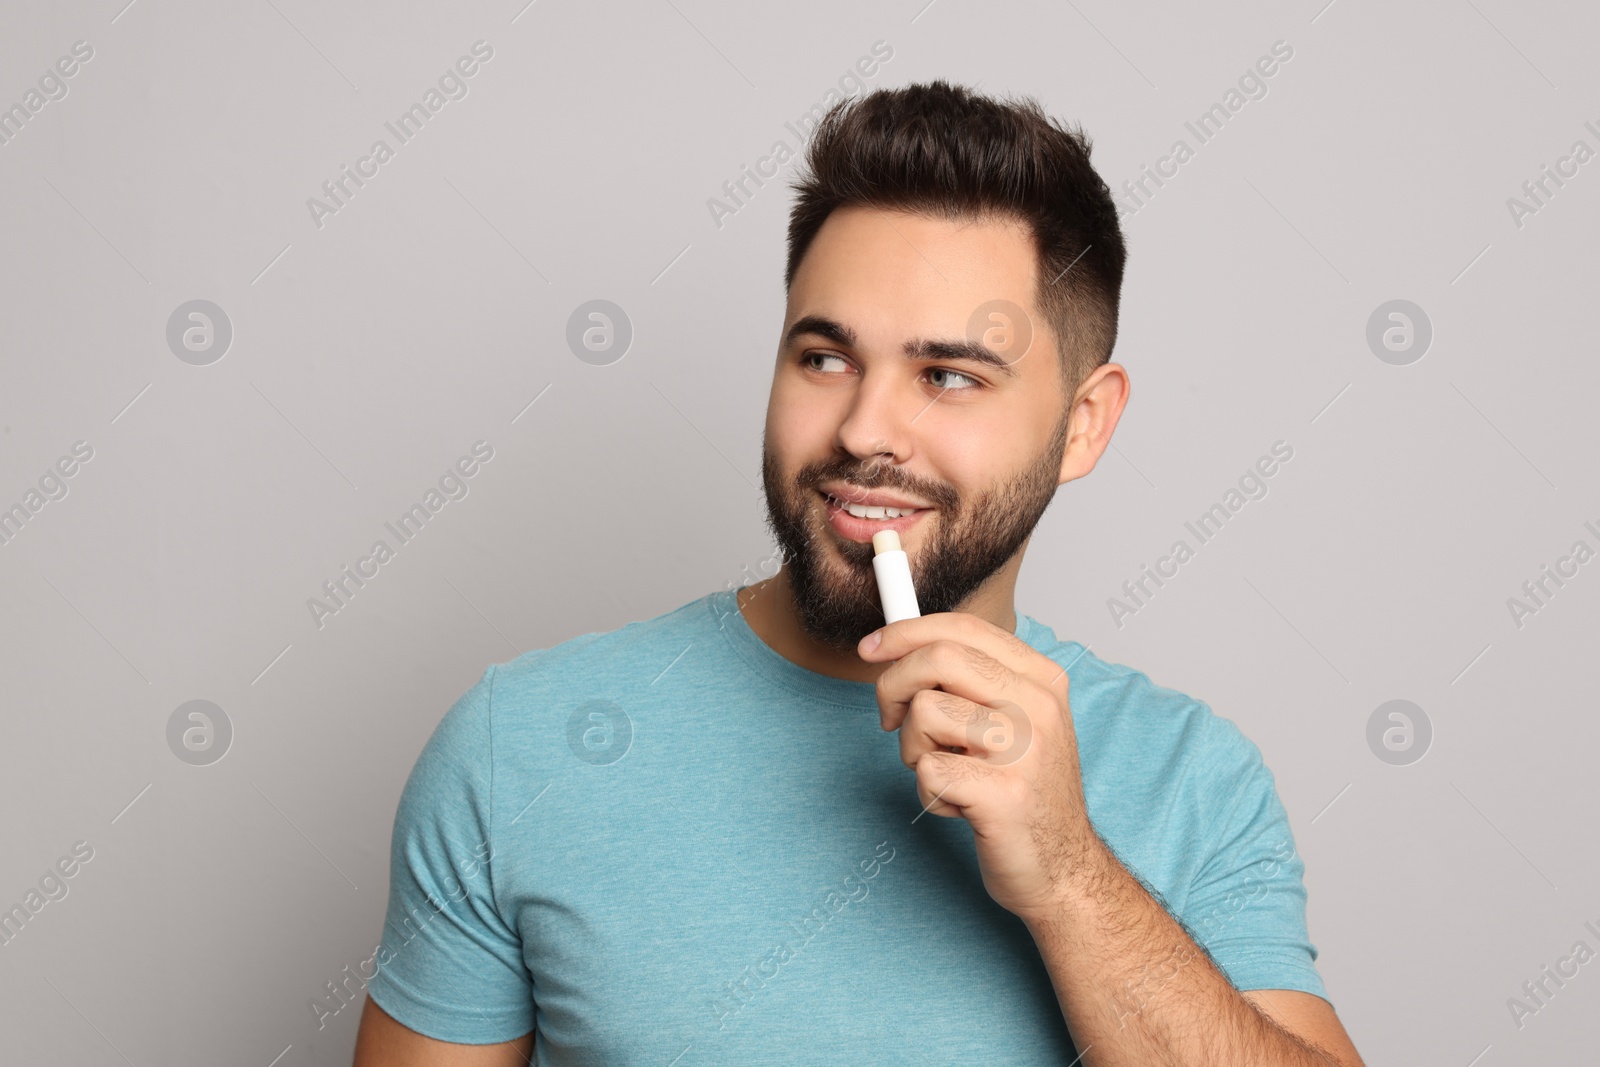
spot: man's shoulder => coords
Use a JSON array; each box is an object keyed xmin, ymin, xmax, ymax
[
  {"xmin": 486, "ymin": 589, "xmax": 720, "ymax": 696},
  {"xmin": 1022, "ymin": 616, "xmax": 1257, "ymax": 766},
  {"xmin": 1026, "ymin": 626, "xmax": 1287, "ymax": 883}
]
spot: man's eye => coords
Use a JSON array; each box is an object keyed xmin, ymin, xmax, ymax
[
  {"xmin": 802, "ymin": 353, "xmax": 981, "ymax": 392},
  {"xmin": 806, "ymin": 352, "xmax": 849, "ymax": 373},
  {"xmin": 927, "ymin": 367, "xmax": 979, "ymax": 391}
]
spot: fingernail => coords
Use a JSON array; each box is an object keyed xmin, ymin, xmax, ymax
[{"xmin": 861, "ymin": 630, "xmax": 882, "ymax": 653}]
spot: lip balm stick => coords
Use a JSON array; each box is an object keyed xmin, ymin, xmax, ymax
[{"xmin": 871, "ymin": 529, "xmax": 922, "ymax": 624}]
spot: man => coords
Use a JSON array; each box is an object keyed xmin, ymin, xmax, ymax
[{"xmin": 354, "ymin": 80, "xmax": 1364, "ymax": 1065}]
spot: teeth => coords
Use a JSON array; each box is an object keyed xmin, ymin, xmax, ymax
[{"xmin": 827, "ymin": 494, "xmax": 919, "ymax": 520}]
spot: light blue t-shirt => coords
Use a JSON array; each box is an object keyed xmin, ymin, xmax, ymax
[{"xmin": 367, "ymin": 587, "xmax": 1325, "ymax": 1063}]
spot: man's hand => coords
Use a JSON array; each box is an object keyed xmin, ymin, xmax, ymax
[
  {"xmin": 860, "ymin": 612, "xmax": 1366, "ymax": 1067},
  {"xmin": 857, "ymin": 610, "xmax": 1098, "ymax": 924}
]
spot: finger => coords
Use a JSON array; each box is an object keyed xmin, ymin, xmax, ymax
[
  {"xmin": 899, "ymin": 688, "xmax": 984, "ymax": 770},
  {"xmin": 900, "ymin": 690, "xmax": 1036, "ymax": 770},
  {"xmin": 862, "ymin": 612, "xmax": 1070, "ymax": 704},
  {"xmin": 875, "ymin": 637, "xmax": 1035, "ymax": 733},
  {"xmin": 911, "ymin": 750, "xmax": 995, "ymax": 820}
]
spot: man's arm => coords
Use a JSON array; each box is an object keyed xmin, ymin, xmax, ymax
[
  {"xmin": 361, "ymin": 666, "xmax": 541, "ymax": 1052},
  {"xmin": 1021, "ymin": 836, "xmax": 1364, "ymax": 1067},
  {"xmin": 353, "ymin": 996, "xmax": 532, "ymax": 1067},
  {"xmin": 855, "ymin": 614, "xmax": 1359, "ymax": 1063}
]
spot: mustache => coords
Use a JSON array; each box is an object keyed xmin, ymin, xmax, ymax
[{"xmin": 800, "ymin": 466, "xmax": 956, "ymax": 509}]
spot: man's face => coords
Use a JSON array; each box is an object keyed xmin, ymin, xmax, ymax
[{"xmin": 761, "ymin": 205, "xmax": 1075, "ymax": 653}]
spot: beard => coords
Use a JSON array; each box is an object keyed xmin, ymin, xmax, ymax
[{"xmin": 759, "ymin": 410, "xmax": 1071, "ymax": 653}]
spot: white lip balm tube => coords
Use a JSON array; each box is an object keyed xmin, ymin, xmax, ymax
[{"xmin": 871, "ymin": 529, "xmax": 922, "ymax": 624}]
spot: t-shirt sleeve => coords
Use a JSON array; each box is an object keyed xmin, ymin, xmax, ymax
[
  {"xmin": 1178, "ymin": 711, "xmax": 1328, "ymax": 1001},
  {"xmin": 366, "ymin": 664, "xmax": 536, "ymax": 1043}
]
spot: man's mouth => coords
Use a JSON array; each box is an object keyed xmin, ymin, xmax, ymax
[{"xmin": 819, "ymin": 490, "xmax": 932, "ymax": 543}]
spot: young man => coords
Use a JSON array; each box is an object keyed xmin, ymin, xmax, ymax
[{"xmin": 354, "ymin": 81, "xmax": 1364, "ymax": 1065}]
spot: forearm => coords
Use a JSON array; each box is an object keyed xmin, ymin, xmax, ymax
[{"xmin": 1022, "ymin": 836, "xmax": 1340, "ymax": 1067}]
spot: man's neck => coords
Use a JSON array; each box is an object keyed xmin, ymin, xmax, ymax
[{"xmin": 736, "ymin": 567, "xmax": 1019, "ymax": 684}]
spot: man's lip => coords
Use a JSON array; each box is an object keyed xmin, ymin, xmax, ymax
[
  {"xmin": 818, "ymin": 490, "xmax": 932, "ymax": 543},
  {"xmin": 817, "ymin": 483, "xmax": 931, "ymax": 510}
]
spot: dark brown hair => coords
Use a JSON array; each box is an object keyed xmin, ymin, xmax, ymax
[{"xmin": 785, "ymin": 79, "xmax": 1127, "ymax": 403}]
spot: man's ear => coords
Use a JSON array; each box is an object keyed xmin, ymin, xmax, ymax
[{"xmin": 1058, "ymin": 362, "xmax": 1130, "ymax": 486}]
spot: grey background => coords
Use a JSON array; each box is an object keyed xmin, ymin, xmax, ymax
[{"xmin": 1, "ymin": 0, "xmax": 1595, "ymax": 1063}]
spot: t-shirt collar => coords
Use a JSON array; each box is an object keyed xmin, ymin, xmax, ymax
[{"xmin": 708, "ymin": 586, "xmax": 1056, "ymax": 711}]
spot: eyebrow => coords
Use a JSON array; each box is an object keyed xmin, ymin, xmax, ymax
[{"xmin": 783, "ymin": 314, "xmax": 1022, "ymax": 380}]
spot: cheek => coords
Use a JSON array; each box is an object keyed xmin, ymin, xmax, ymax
[
  {"xmin": 766, "ymin": 404, "xmax": 840, "ymax": 473},
  {"xmin": 771, "ymin": 378, "xmax": 842, "ymax": 433},
  {"xmin": 929, "ymin": 418, "xmax": 1040, "ymax": 492},
  {"xmin": 918, "ymin": 447, "xmax": 985, "ymax": 502}
]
